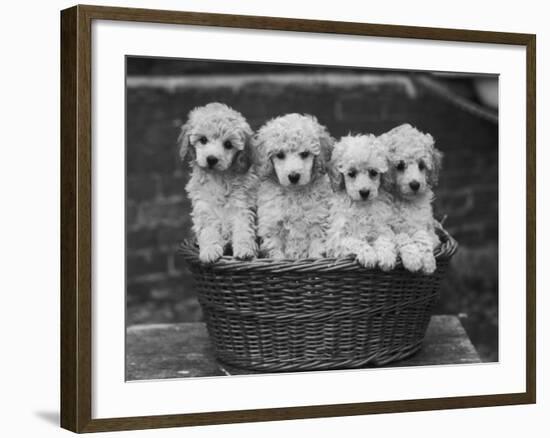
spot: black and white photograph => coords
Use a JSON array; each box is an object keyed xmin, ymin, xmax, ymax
[
  {"xmin": 2, "ymin": 0, "xmax": 544, "ymax": 435},
  {"xmin": 125, "ymin": 56, "xmax": 498, "ymax": 380}
]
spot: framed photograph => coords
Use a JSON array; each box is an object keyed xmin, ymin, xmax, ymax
[{"xmin": 60, "ymin": 4, "xmax": 536, "ymax": 433}]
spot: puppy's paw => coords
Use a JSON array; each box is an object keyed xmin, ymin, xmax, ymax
[
  {"xmin": 308, "ymin": 243, "xmax": 325, "ymax": 259},
  {"xmin": 199, "ymin": 244, "xmax": 224, "ymax": 264},
  {"xmin": 356, "ymin": 247, "xmax": 377, "ymax": 268},
  {"xmin": 377, "ymin": 249, "xmax": 397, "ymax": 272},
  {"xmin": 233, "ymin": 242, "xmax": 258, "ymax": 260},
  {"xmin": 400, "ymin": 250, "xmax": 423, "ymax": 273},
  {"xmin": 421, "ymin": 253, "xmax": 437, "ymax": 274},
  {"xmin": 309, "ymin": 250, "xmax": 325, "ymax": 259},
  {"xmin": 268, "ymin": 249, "xmax": 286, "ymax": 260}
]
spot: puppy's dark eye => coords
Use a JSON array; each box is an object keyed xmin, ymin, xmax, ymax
[
  {"xmin": 418, "ymin": 160, "xmax": 426, "ymax": 171},
  {"xmin": 369, "ymin": 169, "xmax": 379, "ymax": 178},
  {"xmin": 275, "ymin": 152, "xmax": 285, "ymax": 160},
  {"xmin": 223, "ymin": 140, "xmax": 233, "ymax": 150},
  {"xmin": 299, "ymin": 151, "xmax": 310, "ymax": 159},
  {"xmin": 347, "ymin": 169, "xmax": 357, "ymax": 178},
  {"xmin": 396, "ymin": 161, "xmax": 406, "ymax": 171},
  {"xmin": 199, "ymin": 136, "xmax": 208, "ymax": 145}
]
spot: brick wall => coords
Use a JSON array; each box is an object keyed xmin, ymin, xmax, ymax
[{"xmin": 125, "ymin": 66, "xmax": 498, "ymax": 359}]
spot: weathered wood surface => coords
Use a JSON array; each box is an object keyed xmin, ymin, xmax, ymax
[{"xmin": 126, "ymin": 315, "xmax": 481, "ymax": 381}]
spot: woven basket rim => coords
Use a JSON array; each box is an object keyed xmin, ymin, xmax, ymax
[{"xmin": 178, "ymin": 226, "xmax": 458, "ymax": 273}]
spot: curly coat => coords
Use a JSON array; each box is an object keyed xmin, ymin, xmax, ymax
[
  {"xmin": 326, "ymin": 134, "xmax": 397, "ymax": 270},
  {"xmin": 179, "ymin": 102, "xmax": 257, "ymax": 263},
  {"xmin": 380, "ymin": 124, "xmax": 443, "ymax": 274},
  {"xmin": 254, "ymin": 114, "xmax": 333, "ymax": 259}
]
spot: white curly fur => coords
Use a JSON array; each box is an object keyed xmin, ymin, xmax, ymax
[
  {"xmin": 379, "ymin": 124, "xmax": 443, "ymax": 274},
  {"xmin": 326, "ymin": 134, "xmax": 397, "ymax": 270},
  {"xmin": 254, "ymin": 114, "xmax": 333, "ymax": 259},
  {"xmin": 179, "ymin": 102, "xmax": 257, "ymax": 263}
]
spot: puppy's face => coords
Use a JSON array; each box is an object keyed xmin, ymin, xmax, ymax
[
  {"xmin": 179, "ymin": 103, "xmax": 252, "ymax": 173},
  {"xmin": 272, "ymin": 148, "xmax": 315, "ymax": 187},
  {"xmin": 381, "ymin": 124, "xmax": 442, "ymax": 200},
  {"xmin": 343, "ymin": 166, "xmax": 382, "ymax": 202},
  {"xmin": 255, "ymin": 114, "xmax": 333, "ymax": 188},
  {"xmin": 330, "ymin": 135, "xmax": 387, "ymax": 202},
  {"xmin": 390, "ymin": 157, "xmax": 430, "ymax": 198},
  {"xmin": 189, "ymin": 128, "xmax": 242, "ymax": 171}
]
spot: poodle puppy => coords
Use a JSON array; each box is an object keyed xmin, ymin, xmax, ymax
[
  {"xmin": 325, "ymin": 134, "xmax": 397, "ymax": 270},
  {"xmin": 254, "ymin": 114, "xmax": 333, "ymax": 259},
  {"xmin": 380, "ymin": 124, "xmax": 443, "ymax": 274},
  {"xmin": 179, "ymin": 102, "xmax": 257, "ymax": 263}
]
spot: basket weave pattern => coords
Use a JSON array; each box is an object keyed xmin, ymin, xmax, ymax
[{"xmin": 179, "ymin": 231, "xmax": 458, "ymax": 372}]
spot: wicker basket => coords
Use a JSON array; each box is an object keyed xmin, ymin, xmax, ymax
[{"xmin": 178, "ymin": 228, "xmax": 458, "ymax": 372}]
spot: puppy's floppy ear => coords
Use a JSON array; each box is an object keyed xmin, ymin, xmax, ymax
[
  {"xmin": 177, "ymin": 121, "xmax": 194, "ymax": 161},
  {"xmin": 312, "ymin": 119, "xmax": 334, "ymax": 177},
  {"xmin": 328, "ymin": 160, "xmax": 345, "ymax": 192},
  {"xmin": 251, "ymin": 132, "xmax": 274, "ymax": 180},
  {"xmin": 426, "ymin": 134, "xmax": 443, "ymax": 186},
  {"xmin": 380, "ymin": 168, "xmax": 395, "ymax": 194},
  {"xmin": 377, "ymin": 133, "xmax": 398, "ymax": 194},
  {"xmin": 428, "ymin": 148, "xmax": 443, "ymax": 186},
  {"xmin": 232, "ymin": 125, "xmax": 254, "ymax": 174},
  {"xmin": 327, "ymin": 140, "xmax": 345, "ymax": 192},
  {"xmin": 317, "ymin": 130, "xmax": 334, "ymax": 175}
]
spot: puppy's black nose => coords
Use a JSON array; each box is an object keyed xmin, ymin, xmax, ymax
[
  {"xmin": 206, "ymin": 156, "xmax": 219, "ymax": 167},
  {"xmin": 409, "ymin": 181, "xmax": 420, "ymax": 191},
  {"xmin": 359, "ymin": 189, "xmax": 370, "ymax": 200},
  {"xmin": 288, "ymin": 173, "xmax": 300, "ymax": 184}
]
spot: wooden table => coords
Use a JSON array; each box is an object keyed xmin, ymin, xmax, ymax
[{"xmin": 126, "ymin": 315, "xmax": 481, "ymax": 380}]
